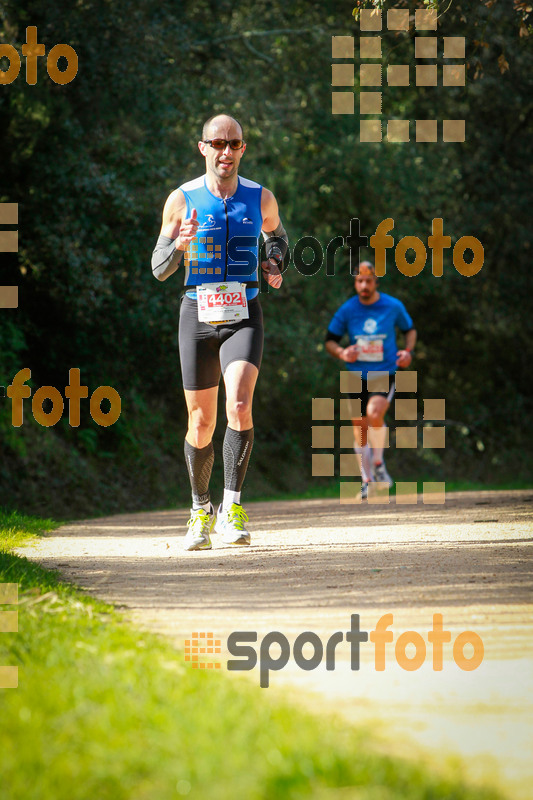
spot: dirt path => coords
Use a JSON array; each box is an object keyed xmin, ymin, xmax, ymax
[{"xmin": 21, "ymin": 490, "xmax": 533, "ymax": 798}]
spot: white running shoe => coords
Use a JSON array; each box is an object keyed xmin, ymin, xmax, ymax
[
  {"xmin": 215, "ymin": 503, "xmax": 251, "ymax": 546},
  {"xmin": 361, "ymin": 481, "xmax": 369, "ymax": 500},
  {"xmin": 373, "ymin": 462, "xmax": 393, "ymax": 488},
  {"xmin": 183, "ymin": 506, "xmax": 214, "ymax": 551}
]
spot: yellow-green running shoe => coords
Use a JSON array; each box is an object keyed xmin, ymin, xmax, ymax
[
  {"xmin": 184, "ymin": 506, "xmax": 214, "ymax": 551},
  {"xmin": 215, "ymin": 503, "xmax": 251, "ymax": 546}
]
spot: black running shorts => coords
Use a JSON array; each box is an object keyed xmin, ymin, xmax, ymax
[
  {"xmin": 178, "ymin": 295, "xmax": 264, "ymax": 390},
  {"xmin": 348, "ymin": 374, "xmax": 396, "ymax": 417}
]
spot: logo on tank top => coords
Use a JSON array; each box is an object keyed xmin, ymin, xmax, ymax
[
  {"xmin": 198, "ymin": 214, "xmax": 216, "ymax": 229},
  {"xmin": 363, "ymin": 318, "xmax": 378, "ymax": 334},
  {"xmin": 242, "ymin": 218, "xmax": 253, "ymax": 224}
]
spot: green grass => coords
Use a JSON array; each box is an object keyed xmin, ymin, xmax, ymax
[
  {"xmin": 0, "ymin": 509, "xmax": 108, "ymax": 606},
  {"xmin": 0, "ymin": 508, "xmax": 57, "ymax": 549},
  {"xmin": 0, "ymin": 512, "xmax": 506, "ymax": 800}
]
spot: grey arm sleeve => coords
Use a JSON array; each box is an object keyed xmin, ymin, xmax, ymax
[
  {"xmin": 151, "ymin": 235, "xmax": 183, "ymax": 281},
  {"xmin": 262, "ymin": 220, "xmax": 289, "ymax": 268}
]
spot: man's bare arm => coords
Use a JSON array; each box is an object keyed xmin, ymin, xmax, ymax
[
  {"xmin": 396, "ymin": 328, "xmax": 417, "ymax": 368},
  {"xmin": 325, "ymin": 339, "xmax": 360, "ymax": 363}
]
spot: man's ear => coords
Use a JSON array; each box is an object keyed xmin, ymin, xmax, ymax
[{"xmin": 198, "ymin": 141, "xmax": 207, "ymax": 156}]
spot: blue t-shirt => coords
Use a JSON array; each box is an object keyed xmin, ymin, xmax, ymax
[
  {"xmin": 327, "ymin": 293, "xmax": 414, "ymax": 378},
  {"xmin": 179, "ymin": 175, "xmax": 263, "ymax": 300}
]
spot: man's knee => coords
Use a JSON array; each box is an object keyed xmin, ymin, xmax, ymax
[
  {"xmin": 366, "ymin": 399, "xmax": 388, "ymax": 426},
  {"xmin": 227, "ymin": 397, "xmax": 252, "ymax": 424},
  {"xmin": 367, "ymin": 410, "xmax": 384, "ymax": 427},
  {"xmin": 188, "ymin": 409, "xmax": 215, "ymax": 439}
]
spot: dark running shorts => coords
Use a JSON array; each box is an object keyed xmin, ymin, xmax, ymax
[
  {"xmin": 178, "ymin": 295, "xmax": 264, "ymax": 390},
  {"xmin": 348, "ymin": 374, "xmax": 396, "ymax": 417}
]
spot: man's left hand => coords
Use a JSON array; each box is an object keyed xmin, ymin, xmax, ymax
[
  {"xmin": 396, "ymin": 349, "xmax": 412, "ymax": 368},
  {"xmin": 261, "ymin": 260, "xmax": 283, "ymax": 289}
]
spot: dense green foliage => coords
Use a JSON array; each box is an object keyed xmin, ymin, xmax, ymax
[{"xmin": 1, "ymin": 1, "xmax": 531, "ymax": 517}]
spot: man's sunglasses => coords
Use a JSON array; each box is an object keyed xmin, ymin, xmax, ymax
[{"xmin": 202, "ymin": 138, "xmax": 245, "ymax": 150}]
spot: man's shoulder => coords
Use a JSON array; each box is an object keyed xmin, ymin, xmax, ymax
[
  {"xmin": 239, "ymin": 176, "xmax": 263, "ymax": 190},
  {"xmin": 334, "ymin": 294, "xmax": 359, "ymax": 315},
  {"xmin": 379, "ymin": 292, "xmax": 406, "ymax": 309},
  {"xmin": 178, "ymin": 175, "xmax": 205, "ymax": 192}
]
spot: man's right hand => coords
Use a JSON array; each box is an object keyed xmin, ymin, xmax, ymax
[
  {"xmin": 339, "ymin": 344, "xmax": 359, "ymax": 363},
  {"xmin": 261, "ymin": 258, "xmax": 283, "ymax": 289},
  {"xmin": 176, "ymin": 208, "xmax": 199, "ymax": 251}
]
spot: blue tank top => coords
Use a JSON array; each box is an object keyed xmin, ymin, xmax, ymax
[{"xmin": 178, "ymin": 175, "xmax": 263, "ymax": 300}]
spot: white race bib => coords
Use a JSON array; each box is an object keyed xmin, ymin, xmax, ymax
[
  {"xmin": 197, "ymin": 282, "xmax": 249, "ymax": 324},
  {"xmin": 356, "ymin": 336, "xmax": 384, "ymax": 362}
]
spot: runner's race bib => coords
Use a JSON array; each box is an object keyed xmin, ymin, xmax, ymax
[
  {"xmin": 197, "ymin": 282, "xmax": 249, "ymax": 324},
  {"xmin": 356, "ymin": 336, "xmax": 384, "ymax": 362}
]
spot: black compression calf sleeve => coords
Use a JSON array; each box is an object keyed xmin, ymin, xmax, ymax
[
  {"xmin": 223, "ymin": 427, "xmax": 254, "ymax": 492},
  {"xmin": 184, "ymin": 440, "xmax": 214, "ymax": 506}
]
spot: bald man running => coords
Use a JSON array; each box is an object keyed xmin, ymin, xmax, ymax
[{"xmin": 152, "ymin": 114, "xmax": 288, "ymax": 550}]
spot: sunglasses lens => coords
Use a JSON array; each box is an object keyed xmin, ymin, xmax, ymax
[{"xmin": 205, "ymin": 139, "xmax": 244, "ymax": 150}]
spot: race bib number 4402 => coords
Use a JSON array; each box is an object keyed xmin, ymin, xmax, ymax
[{"xmin": 197, "ymin": 282, "xmax": 249, "ymax": 323}]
